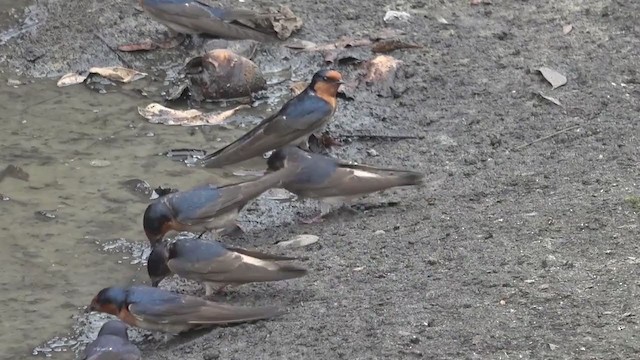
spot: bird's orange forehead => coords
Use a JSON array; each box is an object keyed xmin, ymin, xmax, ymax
[{"xmin": 324, "ymin": 70, "xmax": 343, "ymax": 82}]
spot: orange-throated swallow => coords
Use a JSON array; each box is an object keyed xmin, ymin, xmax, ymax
[
  {"xmin": 147, "ymin": 237, "xmax": 307, "ymax": 294},
  {"xmin": 143, "ymin": 165, "xmax": 298, "ymax": 245},
  {"xmin": 199, "ymin": 69, "xmax": 344, "ymax": 168},
  {"xmin": 83, "ymin": 320, "xmax": 141, "ymax": 360},
  {"xmin": 266, "ymin": 146, "xmax": 424, "ymax": 223},
  {"xmin": 87, "ymin": 285, "xmax": 281, "ymax": 334},
  {"xmin": 139, "ymin": 0, "xmax": 278, "ymax": 42}
]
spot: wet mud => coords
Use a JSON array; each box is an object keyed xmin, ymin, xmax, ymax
[{"xmin": 1, "ymin": 0, "xmax": 639, "ymax": 359}]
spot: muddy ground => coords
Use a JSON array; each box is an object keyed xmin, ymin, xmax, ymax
[{"xmin": 3, "ymin": 0, "xmax": 640, "ymax": 358}]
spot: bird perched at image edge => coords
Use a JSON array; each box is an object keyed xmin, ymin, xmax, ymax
[
  {"xmin": 147, "ymin": 237, "xmax": 307, "ymax": 294},
  {"xmin": 139, "ymin": 0, "xmax": 279, "ymax": 42},
  {"xmin": 87, "ymin": 285, "xmax": 282, "ymax": 334},
  {"xmin": 83, "ymin": 320, "xmax": 141, "ymax": 360},
  {"xmin": 199, "ymin": 69, "xmax": 344, "ymax": 168}
]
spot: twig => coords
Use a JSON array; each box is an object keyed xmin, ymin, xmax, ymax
[
  {"xmin": 93, "ymin": 32, "xmax": 133, "ymax": 68},
  {"xmin": 513, "ymin": 125, "xmax": 580, "ymax": 151},
  {"xmin": 339, "ymin": 133, "xmax": 425, "ymax": 141}
]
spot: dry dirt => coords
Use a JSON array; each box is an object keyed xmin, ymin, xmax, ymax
[{"xmin": 2, "ymin": 0, "xmax": 640, "ymax": 359}]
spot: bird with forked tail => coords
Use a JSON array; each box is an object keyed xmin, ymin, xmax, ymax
[
  {"xmin": 199, "ymin": 69, "xmax": 344, "ymax": 168},
  {"xmin": 266, "ymin": 146, "xmax": 424, "ymax": 223},
  {"xmin": 143, "ymin": 164, "xmax": 299, "ymax": 245},
  {"xmin": 139, "ymin": 0, "xmax": 280, "ymax": 44},
  {"xmin": 83, "ymin": 320, "xmax": 141, "ymax": 360},
  {"xmin": 87, "ymin": 285, "xmax": 281, "ymax": 334},
  {"xmin": 148, "ymin": 237, "xmax": 307, "ymax": 295}
]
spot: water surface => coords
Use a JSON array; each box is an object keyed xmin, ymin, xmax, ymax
[{"xmin": 0, "ymin": 77, "xmax": 259, "ymax": 358}]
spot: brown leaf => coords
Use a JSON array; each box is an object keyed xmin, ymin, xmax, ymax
[
  {"xmin": 563, "ymin": 24, "xmax": 573, "ymax": 34},
  {"xmin": 184, "ymin": 49, "xmax": 266, "ymax": 101},
  {"xmin": 363, "ymin": 55, "xmax": 403, "ymax": 97},
  {"xmin": 284, "ymin": 40, "xmax": 317, "ymax": 50},
  {"xmin": 89, "ymin": 67, "xmax": 147, "ymax": 83},
  {"xmin": 289, "ymin": 81, "xmax": 308, "ymax": 96},
  {"xmin": 538, "ymin": 67, "xmax": 567, "ymax": 89},
  {"xmin": 372, "ymin": 39, "xmax": 422, "ymax": 53},
  {"xmin": 117, "ymin": 40, "xmax": 158, "ymax": 52},
  {"xmin": 138, "ymin": 103, "xmax": 249, "ymax": 126},
  {"xmin": 271, "ymin": 5, "xmax": 303, "ymax": 40}
]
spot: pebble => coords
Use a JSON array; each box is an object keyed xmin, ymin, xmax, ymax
[
  {"xmin": 7, "ymin": 79, "xmax": 21, "ymax": 86},
  {"xmin": 374, "ymin": 230, "xmax": 385, "ymax": 235},
  {"xmin": 277, "ymin": 234, "xmax": 319, "ymax": 248},
  {"xmin": 90, "ymin": 159, "xmax": 111, "ymax": 167},
  {"xmin": 366, "ymin": 148, "xmax": 379, "ymax": 157}
]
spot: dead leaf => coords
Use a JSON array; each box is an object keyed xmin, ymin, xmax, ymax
[
  {"xmin": 88, "ymin": 67, "xmax": 147, "ymax": 83},
  {"xmin": 269, "ymin": 5, "xmax": 303, "ymax": 40},
  {"xmin": 364, "ymin": 55, "xmax": 402, "ymax": 83},
  {"xmin": 184, "ymin": 49, "xmax": 266, "ymax": 101},
  {"xmin": 372, "ymin": 39, "xmax": 422, "ymax": 53},
  {"xmin": 284, "ymin": 39, "xmax": 317, "ymax": 50},
  {"xmin": 138, "ymin": 103, "xmax": 249, "ymax": 126},
  {"xmin": 57, "ymin": 72, "xmax": 89, "ymax": 87},
  {"xmin": 563, "ymin": 24, "xmax": 573, "ymax": 34},
  {"xmin": 538, "ymin": 92, "xmax": 562, "ymax": 106},
  {"xmin": 538, "ymin": 67, "xmax": 567, "ymax": 89},
  {"xmin": 289, "ymin": 81, "xmax": 307, "ymax": 95},
  {"xmin": 364, "ymin": 55, "xmax": 403, "ymax": 97}
]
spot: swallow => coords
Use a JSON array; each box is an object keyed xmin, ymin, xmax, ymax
[
  {"xmin": 87, "ymin": 285, "xmax": 281, "ymax": 334},
  {"xmin": 139, "ymin": 0, "xmax": 278, "ymax": 43},
  {"xmin": 143, "ymin": 165, "xmax": 298, "ymax": 245},
  {"xmin": 83, "ymin": 320, "xmax": 141, "ymax": 360},
  {"xmin": 266, "ymin": 146, "xmax": 424, "ymax": 223},
  {"xmin": 200, "ymin": 69, "xmax": 344, "ymax": 168},
  {"xmin": 148, "ymin": 237, "xmax": 307, "ymax": 294}
]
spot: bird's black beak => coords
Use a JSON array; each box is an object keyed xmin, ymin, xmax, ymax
[
  {"xmin": 336, "ymin": 80, "xmax": 345, "ymax": 85},
  {"xmin": 84, "ymin": 305, "xmax": 94, "ymax": 314}
]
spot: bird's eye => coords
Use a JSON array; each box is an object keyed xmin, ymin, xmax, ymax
[{"xmin": 322, "ymin": 76, "xmax": 328, "ymax": 81}]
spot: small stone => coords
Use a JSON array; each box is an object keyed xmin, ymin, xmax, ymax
[
  {"xmin": 366, "ymin": 148, "xmax": 379, "ymax": 157},
  {"xmin": 7, "ymin": 79, "xmax": 21, "ymax": 86},
  {"xmin": 276, "ymin": 234, "xmax": 319, "ymax": 248},
  {"xmin": 538, "ymin": 284, "xmax": 549, "ymax": 290},
  {"xmin": 548, "ymin": 343, "xmax": 558, "ymax": 351},
  {"xmin": 524, "ymin": 279, "xmax": 535, "ymax": 284},
  {"xmin": 90, "ymin": 159, "xmax": 111, "ymax": 167},
  {"xmin": 374, "ymin": 230, "xmax": 385, "ymax": 235}
]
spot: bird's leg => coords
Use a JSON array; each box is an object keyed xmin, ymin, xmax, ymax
[
  {"xmin": 197, "ymin": 231, "xmax": 208, "ymax": 239},
  {"xmin": 296, "ymin": 137, "xmax": 311, "ymax": 152},
  {"xmin": 299, "ymin": 201, "xmax": 331, "ymax": 224}
]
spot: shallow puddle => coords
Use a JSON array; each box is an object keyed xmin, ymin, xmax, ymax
[{"xmin": 0, "ymin": 76, "xmax": 276, "ymax": 358}]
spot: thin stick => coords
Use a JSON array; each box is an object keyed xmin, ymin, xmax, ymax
[
  {"xmin": 339, "ymin": 133, "xmax": 425, "ymax": 141},
  {"xmin": 513, "ymin": 125, "xmax": 580, "ymax": 151}
]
